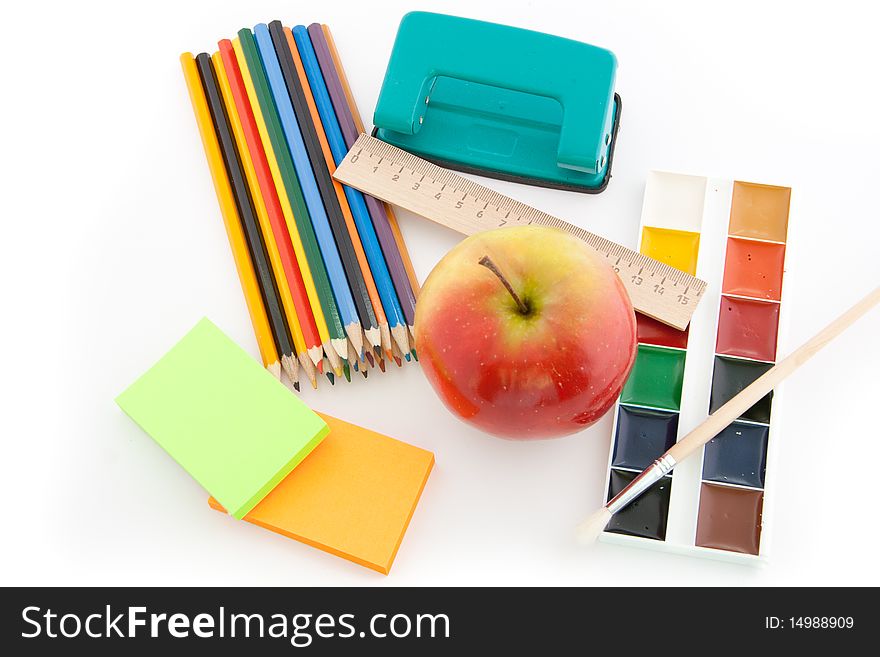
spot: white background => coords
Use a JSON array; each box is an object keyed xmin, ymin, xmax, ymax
[{"xmin": 2, "ymin": 0, "xmax": 878, "ymax": 586}]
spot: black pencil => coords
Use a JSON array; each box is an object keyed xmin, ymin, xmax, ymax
[
  {"xmin": 196, "ymin": 53, "xmax": 300, "ymax": 390},
  {"xmin": 267, "ymin": 21, "xmax": 378, "ymax": 354}
]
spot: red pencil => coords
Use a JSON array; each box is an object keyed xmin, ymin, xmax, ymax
[{"xmin": 218, "ymin": 39, "xmax": 323, "ymax": 365}]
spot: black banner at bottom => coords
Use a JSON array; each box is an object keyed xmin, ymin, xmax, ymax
[{"xmin": 0, "ymin": 587, "xmax": 869, "ymax": 652}]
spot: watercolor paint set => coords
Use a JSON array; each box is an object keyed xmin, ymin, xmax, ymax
[{"xmin": 601, "ymin": 171, "xmax": 792, "ymax": 564}]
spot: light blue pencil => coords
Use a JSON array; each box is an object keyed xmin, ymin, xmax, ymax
[
  {"xmin": 292, "ymin": 25, "xmax": 410, "ymax": 359},
  {"xmin": 254, "ymin": 23, "xmax": 363, "ymax": 358}
]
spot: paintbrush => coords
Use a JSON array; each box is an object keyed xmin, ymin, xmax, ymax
[{"xmin": 577, "ymin": 285, "xmax": 880, "ymax": 545}]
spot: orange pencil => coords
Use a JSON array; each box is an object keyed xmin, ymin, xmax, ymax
[
  {"xmin": 285, "ymin": 27, "xmax": 387, "ymax": 357},
  {"xmin": 322, "ymin": 24, "xmax": 420, "ymax": 300}
]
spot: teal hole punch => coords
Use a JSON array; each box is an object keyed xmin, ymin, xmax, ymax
[{"xmin": 373, "ymin": 12, "xmax": 621, "ymax": 193}]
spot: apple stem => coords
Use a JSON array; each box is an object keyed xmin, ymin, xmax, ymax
[{"xmin": 478, "ymin": 255, "xmax": 530, "ymax": 315}]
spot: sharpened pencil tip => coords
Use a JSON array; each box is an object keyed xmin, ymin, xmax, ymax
[
  {"xmin": 326, "ymin": 372, "xmax": 335, "ymax": 385},
  {"xmin": 308, "ymin": 346, "xmax": 324, "ymax": 369},
  {"xmin": 280, "ymin": 355, "xmax": 299, "ymax": 389},
  {"xmin": 411, "ymin": 348, "xmax": 418, "ymax": 361},
  {"xmin": 294, "ymin": 382, "xmax": 300, "ymax": 392}
]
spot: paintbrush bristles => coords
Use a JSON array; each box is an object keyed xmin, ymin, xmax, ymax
[{"xmin": 575, "ymin": 507, "xmax": 612, "ymax": 546}]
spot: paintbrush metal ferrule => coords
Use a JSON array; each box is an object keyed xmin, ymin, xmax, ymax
[{"xmin": 606, "ymin": 454, "xmax": 677, "ymax": 516}]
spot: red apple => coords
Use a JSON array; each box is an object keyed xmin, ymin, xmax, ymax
[{"xmin": 415, "ymin": 225, "xmax": 637, "ymax": 439}]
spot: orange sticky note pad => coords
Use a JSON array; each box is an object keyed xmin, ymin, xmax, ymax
[{"xmin": 209, "ymin": 413, "xmax": 434, "ymax": 575}]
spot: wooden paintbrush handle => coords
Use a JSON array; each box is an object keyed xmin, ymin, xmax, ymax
[{"xmin": 668, "ymin": 286, "xmax": 880, "ymax": 463}]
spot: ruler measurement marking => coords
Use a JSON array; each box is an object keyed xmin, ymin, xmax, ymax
[{"xmin": 336, "ymin": 135, "xmax": 707, "ymax": 329}]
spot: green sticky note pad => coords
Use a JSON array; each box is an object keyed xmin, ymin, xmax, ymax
[{"xmin": 116, "ymin": 318, "xmax": 329, "ymax": 519}]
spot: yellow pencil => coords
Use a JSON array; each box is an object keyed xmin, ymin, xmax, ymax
[
  {"xmin": 180, "ymin": 52, "xmax": 281, "ymax": 380},
  {"xmin": 212, "ymin": 52, "xmax": 318, "ymax": 390},
  {"xmin": 232, "ymin": 37, "xmax": 331, "ymax": 370}
]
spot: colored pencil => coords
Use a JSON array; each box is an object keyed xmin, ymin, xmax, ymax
[
  {"xmin": 236, "ymin": 30, "xmax": 346, "ymax": 375},
  {"xmin": 283, "ymin": 26, "xmax": 387, "ymax": 357},
  {"xmin": 180, "ymin": 53, "xmax": 281, "ymax": 381},
  {"xmin": 218, "ymin": 40, "xmax": 324, "ymax": 375},
  {"xmin": 321, "ymin": 23, "xmax": 421, "ymax": 301},
  {"xmin": 293, "ymin": 25, "xmax": 408, "ymax": 359},
  {"xmin": 268, "ymin": 21, "xmax": 376, "ymax": 359},
  {"xmin": 253, "ymin": 24, "xmax": 361, "ymax": 360},
  {"xmin": 212, "ymin": 51, "xmax": 318, "ymax": 390},
  {"xmin": 194, "ymin": 53, "xmax": 299, "ymax": 388},
  {"xmin": 308, "ymin": 23, "xmax": 417, "ymax": 344},
  {"xmin": 184, "ymin": 24, "xmax": 416, "ymax": 385}
]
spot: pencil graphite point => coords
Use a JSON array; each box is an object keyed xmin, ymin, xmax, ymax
[
  {"xmin": 365, "ymin": 351, "xmax": 375, "ymax": 368},
  {"xmin": 342, "ymin": 362, "xmax": 351, "ymax": 383},
  {"xmin": 298, "ymin": 352, "xmax": 318, "ymax": 390},
  {"xmin": 391, "ymin": 325, "xmax": 410, "ymax": 360},
  {"xmin": 280, "ymin": 355, "xmax": 300, "ymax": 390}
]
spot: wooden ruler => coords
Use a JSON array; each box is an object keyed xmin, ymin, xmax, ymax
[{"xmin": 334, "ymin": 134, "xmax": 707, "ymax": 330}]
